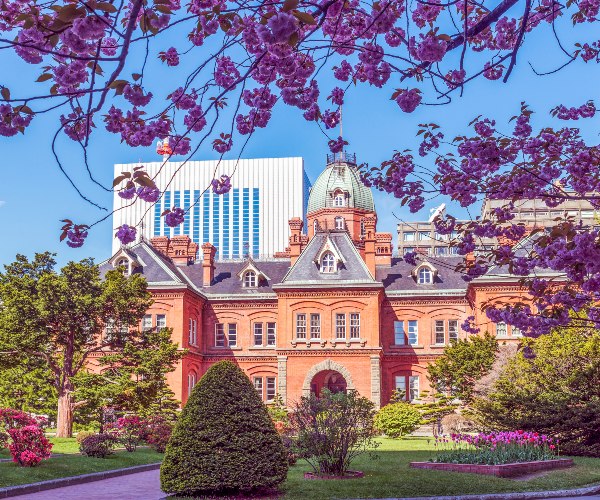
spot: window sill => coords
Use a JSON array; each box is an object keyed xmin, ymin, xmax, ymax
[
  {"xmin": 249, "ymin": 346, "xmax": 277, "ymax": 350},
  {"xmin": 331, "ymin": 339, "xmax": 368, "ymax": 347},
  {"xmin": 429, "ymin": 344, "xmax": 446, "ymax": 349},
  {"xmin": 211, "ymin": 346, "xmax": 243, "ymax": 351},
  {"xmin": 291, "ymin": 340, "xmax": 326, "ymax": 348},
  {"xmin": 389, "ymin": 344, "xmax": 424, "ymax": 349}
]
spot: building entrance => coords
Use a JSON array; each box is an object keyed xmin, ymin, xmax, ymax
[{"xmin": 310, "ymin": 369, "xmax": 348, "ymax": 396}]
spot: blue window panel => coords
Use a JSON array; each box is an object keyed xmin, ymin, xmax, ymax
[
  {"xmin": 173, "ymin": 191, "xmax": 181, "ymax": 235},
  {"xmin": 242, "ymin": 188, "xmax": 250, "ymax": 257},
  {"xmin": 203, "ymin": 193, "xmax": 210, "ymax": 244},
  {"xmin": 252, "ymin": 188, "xmax": 260, "ymax": 257},
  {"xmin": 223, "ymin": 192, "xmax": 230, "ymax": 258},
  {"xmin": 153, "ymin": 197, "xmax": 161, "ymax": 237},
  {"xmin": 233, "ymin": 189, "xmax": 240, "ymax": 258},
  {"xmin": 193, "ymin": 190, "xmax": 200, "ymax": 244},
  {"xmin": 164, "ymin": 191, "xmax": 171, "ymax": 238},
  {"xmin": 183, "ymin": 190, "xmax": 191, "ymax": 237},
  {"xmin": 212, "ymin": 193, "xmax": 220, "ymax": 257}
]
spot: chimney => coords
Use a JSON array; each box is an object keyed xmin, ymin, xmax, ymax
[
  {"xmin": 150, "ymin": 236, "xmax": 170, "ymax": 258},
  {"xmin": 288, "ymin": 218, "xmax": 304, "ymax": 266},
  {"xmin": 202, "ymin": 243, "xmax": 216, "ymax": 287},
  {"xmin": 363, "ymin": 215, "xmax": 377, "ymax": 278},
  {"xmin": 170, "ymin": 235, "xmax": 199, "ymax": 265},
  {"xmin": 375, "ymin": 233, "xmax": 393, "ymax": 267}
]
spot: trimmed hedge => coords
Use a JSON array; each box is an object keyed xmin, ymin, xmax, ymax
[
  {"xmin": 160, "ymin": 361, "xmax": 288, "ymax": 496},
  {"xmin": 374, "ymin": 402, "xmax": 422, "ymax": 438}
]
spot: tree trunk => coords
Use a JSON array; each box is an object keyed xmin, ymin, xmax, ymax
[{"xmin": 56, "ymin": 390, "xmax": 74, "ymax": 438}]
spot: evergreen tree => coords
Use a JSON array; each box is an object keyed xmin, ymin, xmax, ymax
[{"xmin": 161, "ymin": 361, "xmax": 288, "ymax": 496}]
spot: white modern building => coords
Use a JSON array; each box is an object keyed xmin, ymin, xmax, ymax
[{"xmin": 112, "ymin": 157, "xmax": 311, "ymax": 258}]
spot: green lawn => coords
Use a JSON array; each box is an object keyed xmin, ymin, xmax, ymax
[
  {"xmin": 280, "ymin": 438, "xmax": 600, "ymax": 499},
  {"xmin": 0, "ymin": 441, "xmax": 162, "ymax": 488},
  {"xmin": 2, "ymin": 437, "xmax": 600, "ymax": 498}
]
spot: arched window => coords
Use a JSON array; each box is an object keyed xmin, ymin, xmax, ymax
[
  {"xmin": 333, "ymin": 192, "xmax": 345, "ymax": 207},
  {"xmin": 335, "ymin": 216, "xmax": 344, "ymax": 230},
  {"xmin": 116, "ymin": 257, "xmax": 129, "ymax": 276},
  {"xmin": 243, "ymin": 270, "xmax": 257, "ymax": 287},
  {"xmin": 418, "ymin": 267, "xmax": 432, "ymax": 285},
  {"xmin": 313, "ymin": 219, "xmax": 318, "ymax": 234},
  {"xmin": 321, "ymin": 252, "xmax": 336, "ymax": 273},
  {"xmin": 360, "ymin": 220, "xmax": 365, "ymax": 238},
  {"xmin": 188, "ymin": 372, "xmax": 197, "ymax": 396}
]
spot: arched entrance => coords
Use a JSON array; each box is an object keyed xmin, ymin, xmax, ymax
[
  {"xmin": 302, "ymin": 359, "xmax": 355, "ymax": 397},
  {"xmin": 310, "ymin": 369, "xmax": 348, "ymax": 396}
]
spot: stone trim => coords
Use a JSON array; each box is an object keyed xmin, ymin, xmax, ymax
[
  {"xmin": 277, "ymin": 355, "xmax": 288, "ymax": 404},
  {"xmin": 0, "ymin": 462, "xmax": 161, "ymax": 499},
  {"xmin": 370, "ymin": 355, "xmax": 381, "ymax": 409},
  {"xmin": 302, "ymin": 359, "xmax": 355, "ymax": 396}
]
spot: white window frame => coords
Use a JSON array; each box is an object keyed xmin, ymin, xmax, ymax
[
  {"xmin": 253, "ymin": 377, "xmax": 263, "ymax": 400},
  {"xmin": 266, "ymin": 377, "xmax": 276, "ymax": 402},
  {"xmin": 253, "ymin": 322, "xmax": 263, "ymax": 346},
  {"xmin": 310, "ymin": 313, "xmax": 321, "ymax": 339},
  {"xmin": 496, "ymin": 322, "xmax": 508, "ymax": 337},
  {"xmin": 296, "ymin": 313, "xmax": 307, "ymax": 339},
  {"xmin": 335, "ymin": 313, "xmax": 346, "ymax": 339},
  {"xmin": 228, "ymin": 323, "xmax": 237, "ymax": 347},
  {"xmin": 409, "ymin": 376, "xmax": 420, "ymax": 401},
  {"xmin": 142, "ymin": 315, "xmax": 153, "ymax": 331},
  {"xmin": 215, "ymin": 323, "xmax": 225, "ymax": 347},
  {"xmin": 156, "ymin": 314, "xmax": 166, "ymax": 329},
  {"xmin": 188, "ymin": 318, "xmax": 197, "ymax": 346},
  {"xmin": 418, "ymin": 267, "xmax": 432, "ymax": 285},
  {"xmin": 395, "ymin": 375, "xmax": 407, "ymax": 399},
  {"xmin": 116, "ymin": 257, "xmax": 129, "ymax": 276},
  {"xmin": 394, "ymin": 321, "xmax": 405, "ymax": 345},
  {"xmin": 434, "ymin": 320, "xmax": 445, "ymax": 344},
  {"xmin": 321, "ymin": 252, "xmax": 336, "ymax": 273},
  {"xmin": 448, "ymin": 320, "xmax": 459, "ymax": 342},
  {"xmin": 335, "ymin": 216, "xmax": 344, "ymax": 230},
  {"xmin": 333, "ymin": 192, "xmax": 345, "ymax": 207},
  {"xmin": 187, "ymin": 372, "xmax": 196, "ymax": 396},
  {"xmin": 350, "ymin": 313, "xmax": 360, "ymax": 339},
  {"xmin": 511, "ymin": 325, "xmax": 522, "ymax": 337},
  {"xmin": 266, "ymin": 322, "xmax": 276, "ymax": 346},
  {"xmin": 243, "ymin": 270, "xmax": 257, "ymax": 288},
  {"xmin": 408, "ymin": 320, "xmax": 418, "ymax": 345}
]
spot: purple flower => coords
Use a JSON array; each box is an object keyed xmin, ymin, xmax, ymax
[
  {"xmin": 214, "ymin": 57, "xmax": 240, "ymax": 89},
  {"xmin": 403, "ymin": 251, "xmax": 418, "ymax": 265},
  {"xmin": 162, "ymin": 47, "xmax": 179, "ymax": 66},
  {"xmin": 66, "ymin": 228, "xmax": 88, "ymax": 248},
  {"xmin": 211, "ymin": 175, "xmax": 232, "ymax": 195},
  {"xmin": 257, "ymin": 11, "xmax": 298, "ymax": 44},
  {"xmin": 328, "ymin": 136, "xmax": 346, "ymax": 153},
  {"xmin": 137, "ymin": 186, "xmax": 160, "ymax": 203},
  {"xmin": 118, "ymin": 183, "xmax": 136, "ymax": 200},
  {"xmin": 115, "ymin": 224, "xmax": 137, "ymax": 245},
  {"xmin": 165, "ymin": 207, "xmax": 185, "ymax": 227},
  {"xmin": 123, "ymin": 84, "xmax": 153, "ymax": 107},
  {"xmin": 329, "ymin": 87, "xmax": 345, "ymax": 106},
  {"xmin": 395, "ymin": 88, "xmax": 422, "ymax": 113}
]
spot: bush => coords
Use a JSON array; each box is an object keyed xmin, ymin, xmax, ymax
[
  {"xmin": 79, "ymin": 433, "xmax": 117, "ymax": 458},
  {"xmin": 107, "ymin": 416, "xmax": 144, "ymax": 452},
  {"xmin": 0, "ymin": 408, "xmax": 43, "ymax": 430},
  {"xmin": 161, "ymin": 361, "xmax": 288, "ymax": 496},
  {"xmin": 143, "ymin": 415, "xmax": 172, "ymax": 453},
  {"xmin": 0, "ymin": 431, "xmax": 8, "ymax": 450},
  {"xmin": 76, "ymin": 430, "xmax": 94, "ymax": 444},
  {"xmin": 374, "ymin": 402, "xmax": 422, "ymax": 438},
  {"xmin": 8, "ymin": 425, "xmax": 53, "ymax": 466},
  {"xmin": 442, "ymin": 413, "xmax": 473, "ymax": 435},
  {"xmin": 290, "ymin": 389, "xmax": 378, "ymax": 476}
]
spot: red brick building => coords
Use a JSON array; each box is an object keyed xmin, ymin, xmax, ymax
[{"xmin": 100, "ymin": 155, "xmax": 525, "ymax": 408}]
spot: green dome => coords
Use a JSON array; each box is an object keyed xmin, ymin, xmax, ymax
[{"xmin": 307, "ymin": 161, "xmax": 375, "ymax": 214}]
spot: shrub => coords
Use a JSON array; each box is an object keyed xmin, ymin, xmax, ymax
[
  {"xmin": 0, "ymin": 431, "xmax": 8, "ymax": 450},
  {"xmin": 79, "ymin": 433, "xmax": 117, "ymax": 458},
  {"xmin": 107, "ymin": 416, "xmax": 144, "ymax": 452},
  {"xmin": 0, "ymin": 408, "xmax": 42, "ymax": 430},
  {"xmin": 442, "ymin": 413, "xmax": 473, "ymax": 435},
  {"xmin": 267, "ymin": 394, "xmax": 288, "ymax": 425},
  {"xmin": 374, "ymin": 402, "xmax": 422, "ymax": 438},
  {"xmin": 143, "ymin": 415, "xmax": 172, "ymax": 453},
  {"xmin": 76, "ymin": 430, "xmax": 94, "ymax": 444},
  {"xmin": 290, "ymin": 389, "xmax": 378, "ymax": 476},
  {"xmin": 8, "ymin": 425, "xmax": 53, "ymax": 467},
  {"xmin": 160, "ymin": 361, "xmax": 288, "ymax": 497}
]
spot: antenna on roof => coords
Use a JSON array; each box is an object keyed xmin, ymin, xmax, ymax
[
  {"xmin": 339, "ymin": 104, "xmax": 343, "ymax": 143},
  {"xmin": 243, "ymin": 241, "xmax": 250, "ymax": 259}
]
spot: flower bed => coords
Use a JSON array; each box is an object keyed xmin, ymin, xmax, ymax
[
  {"xmin": 410, "ymin": 459, "xmax": 573, "ymax": 477},
  {"xmin": 432, "ymin": 431, "xmax": 559, "ymax": 465}
]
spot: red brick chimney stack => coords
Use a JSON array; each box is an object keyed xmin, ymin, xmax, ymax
[{"xmin": 202, "ymin": 243, "xmax": 217, "ymax": 287}]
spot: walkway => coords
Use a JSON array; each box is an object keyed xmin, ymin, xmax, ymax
[
  {"xmin": 13, "ymin": 469, "xmax": 600, "ymax": 500},
  {"xmin": 16, "ymin": 470, "xmax": 165, "ymax": 500}
]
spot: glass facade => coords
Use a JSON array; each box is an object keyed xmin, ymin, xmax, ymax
[{"xmin": 152, "ymin": 188, "xmax": 261, "ymax": 259}]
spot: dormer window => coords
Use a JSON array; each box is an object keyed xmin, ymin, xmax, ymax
[
  {"xmin": 333, "ymin": 191, "xmax": 345, "ymax": 207},
  {"xmin": 418, "ymin": 266, "xmax": 432, "ymax": 285},
  {"xmin": 116, "ymin": 257, "xmax": 130, "ymax": 276},
  {"xmin": 321, "ymin": 252, "xmax": 336, "ymax": 273},
  {"xmin": 243, "ymin": 270, "xmax": 257, "ymax": 287},
  {"xmin": 335, "ymin": 216, "xmax": 345, "ymax": 230}
]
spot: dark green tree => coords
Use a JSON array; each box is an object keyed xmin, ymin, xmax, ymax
[
  {"xmin": 472, "ymin": 327, "xmax": 600, "ymax": 457},
  {"xmin": 0, "ymin": 253, "xmax": 152, "ymax": 437},
  {"xmin": 427, "ymin": 333, "xmax": 498, "ymax": 403},
  {"xmin": 161, "ymin": 361, "xmax": 288, "ymax": 496},
  {"xmin": 75, "ymin": 328, "xmax": 184, "ymax": 426}
]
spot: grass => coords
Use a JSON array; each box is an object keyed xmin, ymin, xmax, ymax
[
  {"xmin": 279, "ymin": 438, "xmax": 600, "ymax": 499},
  {"xmin": 2, "ymin": 437, "xmax": 600, "ymax": 497},
  {"xmin": 0, "ymin": 436, "xmax": 162, "ymax": 488}
]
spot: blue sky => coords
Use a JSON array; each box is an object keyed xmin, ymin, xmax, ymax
[{"xmin": 0, "ymin": 20, "xmax": 599, "ymax": 268}]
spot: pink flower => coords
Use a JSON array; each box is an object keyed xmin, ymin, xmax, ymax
[{"xmin": 395, "ymin": 88, "xmax": 422, "ymax": 113}]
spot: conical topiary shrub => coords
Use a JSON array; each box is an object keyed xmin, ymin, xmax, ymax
[{"xmin": 160, "ymin": 361, "xmax": 289, "ymax": 496}]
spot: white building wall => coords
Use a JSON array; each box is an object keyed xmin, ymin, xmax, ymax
[{"xmin": 112, "ymin": 157, "xmax": 308, "ymax": 258}]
